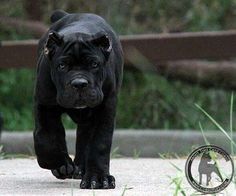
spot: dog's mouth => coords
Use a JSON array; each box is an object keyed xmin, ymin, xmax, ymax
[
  {"xmin": 74, "ymin": 104, "xmax": 87, "ymax": 109},
  {"xmin": 57, "ymin": 87, "xmax": 103, "ymax": 109},
  {"xmin": 74, "ymin": 105, "xmax": 87, "ymax": 109},
  {"xmin": 58, "ymin": 98, "xmax": 88, "ymax": 109}
]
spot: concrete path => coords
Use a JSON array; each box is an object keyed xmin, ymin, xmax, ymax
[{"xmin": 0, "ymin": 158, "xmax": 235, "ymax": 196}]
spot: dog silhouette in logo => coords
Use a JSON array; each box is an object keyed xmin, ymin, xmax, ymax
[{"xmin": 198, "ymin": 152, "xmax": 223, "ymax": 186}]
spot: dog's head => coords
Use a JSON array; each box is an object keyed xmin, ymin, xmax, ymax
[
  {"xmin": 201, "ymin": 152, "xmax": 212, "ymax": 162},
  {"xmin": 44, "ymin": 31, "xmax": 112, "ymax": 109}
]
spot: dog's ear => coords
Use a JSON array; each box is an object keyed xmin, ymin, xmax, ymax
[
  {"xmin": 44, "ymin": 31, "xmax": 64, "ymax": 59},
  {"xmin": 91, "ymin": 34, "xmax": 112, "ymax": 60},
  {"xmin": 50, "ymin": 10, "xmax": 68, "ymax": 24}
]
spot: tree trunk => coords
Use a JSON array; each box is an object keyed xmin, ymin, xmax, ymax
[{"xmin": 24, "ymin": 0, "xmax": 42, "ymax": 21}]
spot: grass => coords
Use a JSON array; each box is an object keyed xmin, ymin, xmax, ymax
[
  {"xmin": 110, "ymin": 147, "xmax": 141, "ymax": 159},
  {"xmin": 159, "ymin": 153, "xmax": 187, "ymax": 196},
  {"xmin": 169, "ymin": 174, "xmax": 187, "ymax": 196},
  {"xmin": 110, "ymin": 146, "xmax": 122, "ymax": 159},
  {"xmin": 121, "ymin": 185, "xmax": 128, "ymax": 196},
  {"xmin": 0, "ymin": 145, "xmax": 33, "ymax": 159},
  {"xmin": 230, "ymin": 93, "xmax": 234, "ymax": 161},
  {"xmin": 196, "ymin": 103, "xmax": 236, "ymax": 147},
  {"xmin": 196, "ymin": 93, "xmax": 236, "ymax": 188},
  {"xmin": 120, "ymin": 185, "xmax": 133, "ymax": 196},
  {"xmin": 163, "ymin": 93, "xmax": 236, "ymax": 195},
  {"xmin": 132, "ymin": 149, "xmax": 141, "ymax": 159},
  {"xmin": 0, "ymin": 145, "xmax": 4, "ymax": 159}
]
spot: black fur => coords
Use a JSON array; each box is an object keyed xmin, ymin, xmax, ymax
[{"xmin": 34, "ymin": 10, "xmax": 123, "ymax": 189}]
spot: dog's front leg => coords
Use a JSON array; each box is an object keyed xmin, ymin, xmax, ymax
[
  {"xmin": 80, "ymin": 96, "xmax": 117, "ymax": 189},
  {"xmin": 73, "ymin": 123, "xmax": 92, "ymax": 179},
  {"xmin": 34, "ymin": 104, "xmax": 74, "ymax": 179}
]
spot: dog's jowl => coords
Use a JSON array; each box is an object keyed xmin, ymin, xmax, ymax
[{"xmin": 34, "ymin": 10, "xmax": 123, "ymax": 189}]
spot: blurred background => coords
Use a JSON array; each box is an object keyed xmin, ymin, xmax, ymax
[{"xmin": 1, "ymin": 0, "xmax": 236, "ymax": 131}]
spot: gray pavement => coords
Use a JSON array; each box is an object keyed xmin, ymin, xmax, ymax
[{"xmin": 0, "ymin": 158, "xmax": 235, "ymax": 196}]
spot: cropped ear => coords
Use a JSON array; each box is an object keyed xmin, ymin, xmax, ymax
[
  {"xmin": 91, "ymin": 34, "xmax": 112, "ymax": 60},
  {"xmin": 50, "ymin": 10, "xmax": 68, "ymax": 23},
  {"xmin": 44, "ymin": 31, "xmax": 64, "ymax": 59}
]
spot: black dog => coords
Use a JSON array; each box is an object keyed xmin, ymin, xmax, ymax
[{"xmin": 34, "ymin": 10, "xmax": 123, "ymax": 189}]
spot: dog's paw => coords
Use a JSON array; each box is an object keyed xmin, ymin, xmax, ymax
[
  {"xmin": 51, "ymin": 162, "xmax": 74, "ymax": 179},
  {"xmin": 80, "ymin": 174, "xmax": 115, "ymax": 189}
]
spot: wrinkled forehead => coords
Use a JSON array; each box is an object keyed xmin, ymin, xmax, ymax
[
  {"xmin": 61, "ymin": 39, "xmax": 99, "ymax": 57},
  {"xmin": 57, "ymin": 37, "xmax": 104, "ymax": 63},
  {"xmin": 62, "ymin": 32, "xmax": 93, "ymax": 42}
]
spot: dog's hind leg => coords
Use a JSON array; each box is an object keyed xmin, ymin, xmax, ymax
[
  {"xmin": 199, "ymin": 173, "xmax": 202, "ymax": 185},
  {"xmin": 34, "ymin": 104, "xmax": 74, "ymax": 179},
  {"xmin": 206, "ymin": 174, "xmax": 211, "ymax": 186}
]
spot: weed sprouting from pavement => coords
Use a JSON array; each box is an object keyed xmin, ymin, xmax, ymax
[
  {"xmin": 196, "ymin": 92, "xmax": 236, "ymax": 188},
  {"xmin": 0, "ymin": 145, "xmax": 31, "ymax": 159},
  {"xmin": 159, "ymin": 152, "xmax": 180, "ymax": 159},
  {"xmin": 195, "ymin": 103, "xmax": 236, "ymax": 147},
  {"xmin": 168, "ymin": 174, "xmax": 187, "ymax": 196},
  {"xmin": 110, "ymin": 146, "xmax": 123, "ymax": 159},
  {"xmin": 133, "ymin": 149, "xmax": 141, "ymax": 159},
  {"xmin": 121, "ymin": 185, "xmax": 128, "ymax": 196},
  {"xmin": 162, "ymin": 93, "xmax": 236, "ymax": 195},
  {"xmin": 159, "ymin": 154, "xmax": 187, "ymax": 195},
  {"xmin": 120, "ymin": 184, "xmax": 133, "ymax": 196},
  {"xmin": 0, "ymin": 145, "xmax": 5, "ymax": 159}
]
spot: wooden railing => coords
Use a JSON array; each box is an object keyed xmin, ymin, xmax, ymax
[{"xmin": 1, "ymin": 30, "xmax": 236, "ymax": 89}]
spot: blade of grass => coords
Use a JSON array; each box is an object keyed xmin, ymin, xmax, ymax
[
  {"xmin": 169, "ymin": 162, "xmax": 183, "ymax": 173},
  {"xmin": 159, "ymin": 153, "xmax": 183, "ymax": 172},
  {"xmin": 195, "ymin": 104, "xmax": 236, "ymax": 147},
  {"xmin": 121, "ymin": 185, "xmax": 127, "ymax": 196},
  {"xmin": 230, "ymin": 92, "xmax": 236, "ymax": 188},
  {"xmin": 197, "ymin": 102, "xmax": 233, "ymax": 184},
  {"xmin": 168, "ymin": 176, "xmax": 186, "ymax": 196},
  {"xmin": 199, "ymin": 122, "xmax": 210, "ymax": 145},
  {"xmin": 230, "ymin": 92, "xmax": 234, "ymax": 156}
]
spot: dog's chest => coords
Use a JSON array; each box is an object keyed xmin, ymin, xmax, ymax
[{"xmin": 66, "ymin": 108, "xmax": 94, "ymax": 124}]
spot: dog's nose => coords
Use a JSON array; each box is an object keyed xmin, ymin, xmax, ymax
[{"xmin": 71, "ymin": 78, "xmax": 88, "ymax": 89}]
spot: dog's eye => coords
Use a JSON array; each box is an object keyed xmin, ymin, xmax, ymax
[
  {"xmin": 91, "ymin": 62, "xmax": 98, "ymax": 69},
  {"xmin": 58, "ymin": 64, "xmax": 66, "ymax": 70}
]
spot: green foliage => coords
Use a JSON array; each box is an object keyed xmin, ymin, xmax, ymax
[
  {"xmin": 185, "ymin": 0, "xmax": 235, "ymax": 31},
  {"xmin": 117, "ymin": 71, "xmax": 233, "ymax": 130},
  {"xmin": 1, "ymin": 1, "xmax": 236, "ymax": 130},
  {"xmin": 0, "ymin": 69, "xmax": 35, "ymax": 130}
]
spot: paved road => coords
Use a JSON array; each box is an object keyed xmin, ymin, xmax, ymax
[{"xmin": 0, "ymin": 158, "xmax": 235, "ymax": 196}]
